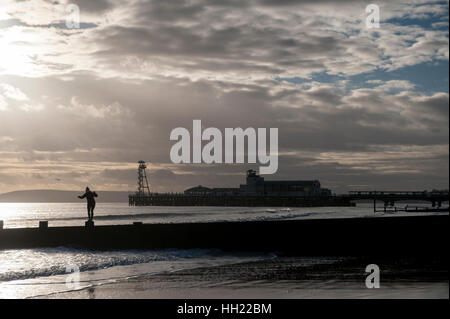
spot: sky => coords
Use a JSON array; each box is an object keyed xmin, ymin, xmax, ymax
[{"xmin": 0, "ymin": 0, "xmax": 448, "ymax": 194}]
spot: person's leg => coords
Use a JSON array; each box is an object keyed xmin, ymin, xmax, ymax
[
  {"xmin": 89, "ymin": 204, "xmax": 94, "ymax": 220},
  {"xmin": 91, "ymin": 202, "xmax": 95, "ymax": 220},
  {"xmin": 87, "ymin": 204, "xmax": 91, "ymax": 220}
]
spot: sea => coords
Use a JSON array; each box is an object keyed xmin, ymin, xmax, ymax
[{"xmin": 0, "ymin": 203, "xmax": 448, "ymax": 299}]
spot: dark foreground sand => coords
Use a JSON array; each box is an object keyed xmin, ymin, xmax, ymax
[{"xmin": 36, "ymin": 256, "xmax": 449, "ymax": 299}]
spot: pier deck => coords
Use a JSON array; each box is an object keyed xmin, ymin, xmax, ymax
[
  {"xmin": 128, "ymin": 194, "xmax": 355, "ymax": 207},
  {"xmin": 128, "ymin": 191, "xmax": 448, "ymax": 207}
]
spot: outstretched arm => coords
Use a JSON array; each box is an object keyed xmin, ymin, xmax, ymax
[{"xmin": 78, "ymin": 193, "xmax": 86, "ymax": 199}]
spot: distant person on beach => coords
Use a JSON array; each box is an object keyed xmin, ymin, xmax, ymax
[{"xmin": 78, "ymin": 187, "xmax": 98, "ymax": 220}]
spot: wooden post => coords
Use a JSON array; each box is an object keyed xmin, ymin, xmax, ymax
[
  {"xmin": 373, "ymin": 199, "xmax": 376, "ymax": 212},
  {"xmin": 0, "ymin": 220, "xmax": 3, "ymax": 230},
  {"xmin": 39, "ymin": 221, "xmax": 48, "ymax": 229}
]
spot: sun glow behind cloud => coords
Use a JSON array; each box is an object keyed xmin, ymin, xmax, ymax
[{"xmin": 0, "ymin": 27, "xmax": 37, "ymax": 75}]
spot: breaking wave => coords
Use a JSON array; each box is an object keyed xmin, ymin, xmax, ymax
[{"xmin": 0, "ymin": 248, "xmax": 223, "ymax": 282}]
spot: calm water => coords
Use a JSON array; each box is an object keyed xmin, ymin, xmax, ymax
[
  {"xmin": 0, "ymin": 203, "xmax": 447, "ymax": 299},
  {"xmin": 1, "ymin": 202, "xmax": 446, "ymax": 228}
]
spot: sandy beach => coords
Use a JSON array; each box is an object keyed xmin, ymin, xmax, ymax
[{"xmin": 35, "ymin": 256, "xmax": 449, "ymax": 299}]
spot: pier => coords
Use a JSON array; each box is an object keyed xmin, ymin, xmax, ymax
[
  {"xmin": 128, "ymin": 163, "xmax": 449, "ymax": 208},
  {"xmin": 129, "ymin": 190, "xmax": 449, "ymax": 208},
  {"xmin": 128, "ymin": 193, "xmax": 355, "ymax": 207},
  {"xmin": 0, "ymin": 215, "xmax": 448, "ymax": 258},
  {"xmin": 344, "ymin": 190, "xmax": 449, "ymax": 212}
]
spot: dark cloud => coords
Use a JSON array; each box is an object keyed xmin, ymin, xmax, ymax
[
  {"xmin": 64, "ymin": 0, "xmax": 114, "ymax": 13},
  {"xmin": 0, "ymin": 18, "xmax": 26, "ymax": 29},
  {"xmin": 134, "ymin": 0, "xmax": 206, "ymax": 22}
]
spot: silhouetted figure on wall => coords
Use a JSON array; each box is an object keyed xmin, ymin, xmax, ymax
[{"xmin": 78, "ymin": 187, "xmax": 98, "ymax": 220}]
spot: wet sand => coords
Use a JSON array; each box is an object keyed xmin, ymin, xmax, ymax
[{"xmin": 36, "ymin": 256, "xmax": 449, "ymax": 299}]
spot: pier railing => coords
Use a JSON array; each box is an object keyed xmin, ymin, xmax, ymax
[{"xmin": 345, "ymin": 190, "xmax": 449, "ymax": 202}]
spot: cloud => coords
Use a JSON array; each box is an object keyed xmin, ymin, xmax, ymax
[
  {"xmin": 0, "ymin": 71, "xmax": 448, "ymax": 192},
  {"xmin": 370, "ymin": 80, "xmax": 416, "ymax": 92},
  {"xmin": 0, "ymin": 95, "xmax": 7, "ymax": 111},
  {"xmin": 0, "ymin": 0, "xmax": 448, "ymax": 193},
  {"xmin": 62, "ymin": 0, "xmax": 115, "ymax": 14},
  {"xmin": 2, "ymin": 0, "xmax": 448, "ymax": 81},
  {"xmin": 0, "ymin": 83, "xmax": 29, "ymax": 101}
]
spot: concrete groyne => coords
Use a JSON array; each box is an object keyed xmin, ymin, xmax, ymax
[{"xmin": 0, "ymin": 215, "xmax": 447, "ymax": 257}]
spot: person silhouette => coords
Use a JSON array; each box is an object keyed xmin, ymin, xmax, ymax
[{"xmin": 78, "ymin": 187, "xmax": 98, "ymax": 220}]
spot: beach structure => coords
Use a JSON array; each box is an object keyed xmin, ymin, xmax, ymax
[
  {"xmin": 128, "ymin": 163, "xmax": 449, "ymax": 207},
  {"xmin": 183, "ymin": 170, "xmax": 332, "ymax": 197},
  {"xmin": 0, "ymin": 215, "xmax": 447, "ymax": 258},
  {"xmin": 239, "ymin": 169, "xmax": 332, "ymax": 196},
  {"xmin": 137, "ymin": 160, "xmax": 151, "ymax": 196},
  {"xmin": 129, "ymin": 167, "xmax": 341, "ymax": 206}
]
